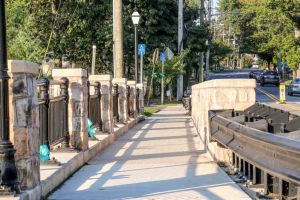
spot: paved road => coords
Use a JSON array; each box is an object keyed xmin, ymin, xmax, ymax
[
  {"xmin": 208, "ymin": 69, "xmax": 300, "ymax": 103},
  {"xmin": 49, "ymin": 106, "xmax": 250, "ymax": 200}
]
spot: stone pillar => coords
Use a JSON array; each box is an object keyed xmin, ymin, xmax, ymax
[
  {"xmin": 89, "ymin": 75, "xmax": 114, "ymax": 133},
  {"xmin": 112, "ymin": 78, "xmax": 128, "ymax": 123},
  {"xmin": 7, "ymin": 60, "xmax": 40, "ymax": 190},
  {"xmin": 52, "ymin": 69, "xmax": 89, "ymax": 151},
  {"xmin": 127, "ymin": 81, "xmax": 137, "ymax": 118},
  {"xmin": 136, "ymin": 83, "xmax": 144, "ymax": 115}
]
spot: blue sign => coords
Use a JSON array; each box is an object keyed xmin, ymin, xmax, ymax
[
  {"xmin": 160, "ymin": 52, "xmax": 166, "ymax": 62},
  {"xmin": 138, "ymin": 44, "xmax": 146, "ymax": 56}
]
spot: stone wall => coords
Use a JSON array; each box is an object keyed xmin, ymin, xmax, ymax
[
  {"xmin": 52, "ymin": 69, "xmax": 89, "ymax": 150},
  {"xmin": 112, "ymin": 78, "xmax": 128, "ymax": 123},
  {"xmin": 89, "ymin": 75, "xmax": 114, "ymax": 133},
  {"xmin": 192, "ymin": 79, "xmax": 256, "ymax": 162},
  {"xmin": 8, "ymin": 60, "xmax": 40, "ymax": 190}
]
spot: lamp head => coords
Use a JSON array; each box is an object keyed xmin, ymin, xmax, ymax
[{"xmin": 131, "ymin": 10, "xmax": 141, "ymax": 25}]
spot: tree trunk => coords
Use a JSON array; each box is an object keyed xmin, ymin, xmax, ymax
[
  {"xmin": 293, "ymin": 69, "xmax": 297, "ymax": 79},
  {"xmin": 267, "ymin": 61, "xmax": 271, "ymax": 70}
]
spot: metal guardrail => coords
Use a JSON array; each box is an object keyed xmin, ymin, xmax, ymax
[
  {"xmin": 88, "ymin": 81, "xmax": 102, "ymax": 130},
  {"xmin": 209, "ymin": 105, "xmax": 300, "ymax": 199}
]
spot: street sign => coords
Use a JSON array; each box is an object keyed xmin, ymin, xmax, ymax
[
  {"xmin": 165, "ymin": 47, "xmax": 174, "ymax": 60},
  {"xmin": 153, "ymin": 48, "xmax": 159, "ymax": 64},
  {"xmin": 138, "ymin": 44, "xmax": 146, "ymax": 56},
  {"xmin": 160, "ymin": 52, "xmax": 166, "ymax": 62},
  {"xmin": 280, "ymin": 84, "xmax": 286, "ymax": 103}
]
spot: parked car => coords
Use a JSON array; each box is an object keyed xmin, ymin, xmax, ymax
[
  {"xmin": 249, "ymin": 70, "xmax": 263, "ymax": 83},
  {"xmin": 260, "ymin": 71, "xmax": 280, "ymax": 86},
  {"xmin": 255, "ymin": 71, "xmax": 263, "ymax": 83},
  {"xmin": 287, "ymin": 78, "xmax": 300, "ymax": 96}
]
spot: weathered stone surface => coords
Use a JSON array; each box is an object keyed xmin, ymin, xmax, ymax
[
  {"xmin": 112, "ymin": 78, "xmax": 128, "ymax": 123},
  {"xmin": 136, "ymin": 83, "xmax": 144, "ymax": 115},
  {"xmin": 8, "ymin": 60, "xmax": 40, "ymax": 191},
  {"xmin": 16, "ymin": 156, "xmax": 40, "ymax": 190},
  {"xmin": 191, "ymin": 79, "xmax": 256, "ymax": 162},
  {"xmin": 52, "ymin": 69, "xmax": 89, "ymax": 150},
  {"xmin": 127, "ymin": 81, "xmax": 136, "ymax": 118},
  {"xmin": 89, "ymin": 75, "xmax": 113, "ymax": 133}
]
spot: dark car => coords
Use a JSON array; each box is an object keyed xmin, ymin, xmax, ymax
[
  {"xmin": 260, "ymin": 71, "xmax": 280, "ymax": 86},
  {"xmin": 287, "ymin": 78, "xmax": 300, "ymax": 96},
  {"xmin": 255, "ymin": 71, "xmax": 263, "ymax": 83}
]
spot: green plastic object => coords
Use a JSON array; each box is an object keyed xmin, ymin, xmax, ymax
[
  {"xmin": 40, "ymin": 144, "xmax": 50, "ymax": 162},
  {"xmin": 88, "ymin": 118, "xmax": 96, "ymax": 138}
]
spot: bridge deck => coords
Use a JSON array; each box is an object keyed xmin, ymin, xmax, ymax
[{"xmin": 49, "ymin": 106, "xmax": 250, "ymax": 200}]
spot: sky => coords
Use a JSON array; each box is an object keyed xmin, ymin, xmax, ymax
[{"xmin": 212, "ymin": 0, "xmax": 219, "ymax": 14}]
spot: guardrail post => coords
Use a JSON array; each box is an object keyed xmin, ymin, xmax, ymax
[
  {"xmin": 7, "ymin": 60, "xmax": 40, "ymax": 190},
  {"xmin": 52, "ymin": 69, "xmax": 89, "ymax": 151},
  {"xmin": 60, "ymin": 77, "xmax": 70, "ymax": 148}
]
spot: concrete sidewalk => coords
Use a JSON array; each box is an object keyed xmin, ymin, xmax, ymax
[{"xmin": 49, "ymin": 106, "xmax": 250, "ymax": 200}]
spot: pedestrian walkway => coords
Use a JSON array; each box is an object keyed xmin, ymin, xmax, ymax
[{"xmin": 49, "ymin": 106, "xmax": 250, "ymax": 200}]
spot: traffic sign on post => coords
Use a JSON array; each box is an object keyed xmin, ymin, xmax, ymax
[
  {"xmin": 138, "ymin": 44, "xmax": 146, "ymax": 56},
  {"xmin": 160, "ymin": 52, "xmax": 166, "ymax": 62}
]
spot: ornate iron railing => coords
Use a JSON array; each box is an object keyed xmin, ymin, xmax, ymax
[
  {"xmin": 37, "ymin": 77, "xmax": 70, "ymax": 149},
  {"xmin": 88, "ymin": 81, "xmax": 102, "ymax": 130},
  {"xmin": 136, "ymin": 88, "xmax": 140, "ymax": 115},
  {"xmin": 112, "ymin": 84, "xmax": 119, "ymax": 123}
]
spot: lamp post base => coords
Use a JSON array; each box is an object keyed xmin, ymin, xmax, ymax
[{"xmin": 0, "ymin": 141, "xmax": 19, "ymax": 195}]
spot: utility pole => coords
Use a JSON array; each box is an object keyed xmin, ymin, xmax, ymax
[
  {"xmin": 199, "ymin": 0, "xmax": 205, "ymax": 83},
  {"xmin": 205, "ymin": 0, "xmax": 212, "ymax": 73},
  {"xmin": 177, "ymin": 0, "xmax": 184, "ymax": 100},
  {"xmin": 114, "ymin": 0, "xmax": 123, "ymax": 78},
  {"xmin": 91, "ymin": 45, "xmax": 96, "ymax": 75}
]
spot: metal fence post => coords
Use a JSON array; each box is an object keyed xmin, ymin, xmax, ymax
[
  {"xmin": 60, "ymin": 77, "xmax": 70, "ymax": 148},
  {"xmin": 113, "ymin": 84, "xmax": 119, "ymax": 123},
  {"xmin": 37, "ymin": 78, "xmax": 50, "ymax": 149},
  {"xmin": 126, "ymin": 85, "xmax": 131, "ymax": 118},
  {"xmin": 136, "ymin": 88, "xmax": 140, "ymax": 115},
  {"xmin": 94, "ymin": 82, "xmax": 102, "ymax": 131}
]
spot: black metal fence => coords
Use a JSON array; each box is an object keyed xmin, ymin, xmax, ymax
[
  {"xmin": 88, "ymin": 81, "xmax": 102, "ymax": 130},
  {"xmin": 113, "ymin": 84, "xmax": 119, "ymax": 123},
  {"xmin": 37, "ymin": 77, "xmax": 70, "ymax": 149},
  {"xmin": 127, "ymin": 85, "xmax": 131, "ymax": 118}
]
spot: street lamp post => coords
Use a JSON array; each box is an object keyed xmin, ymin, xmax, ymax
[
  {"xmin": 131, "ymin": 10, "xmax": 140, "ymax": 82},
  {"xmin": 0, "ymin": 0, "xmax": 19, "ymax": 194}
]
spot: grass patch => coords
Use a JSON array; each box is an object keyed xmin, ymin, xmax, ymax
[
  {"xmin": 148, "ymin": 98, "xmax": 182, "ymax": 106},
  {"xmin": 144, "ymin": 107, "xmax": 160, "ymax": 117}
]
